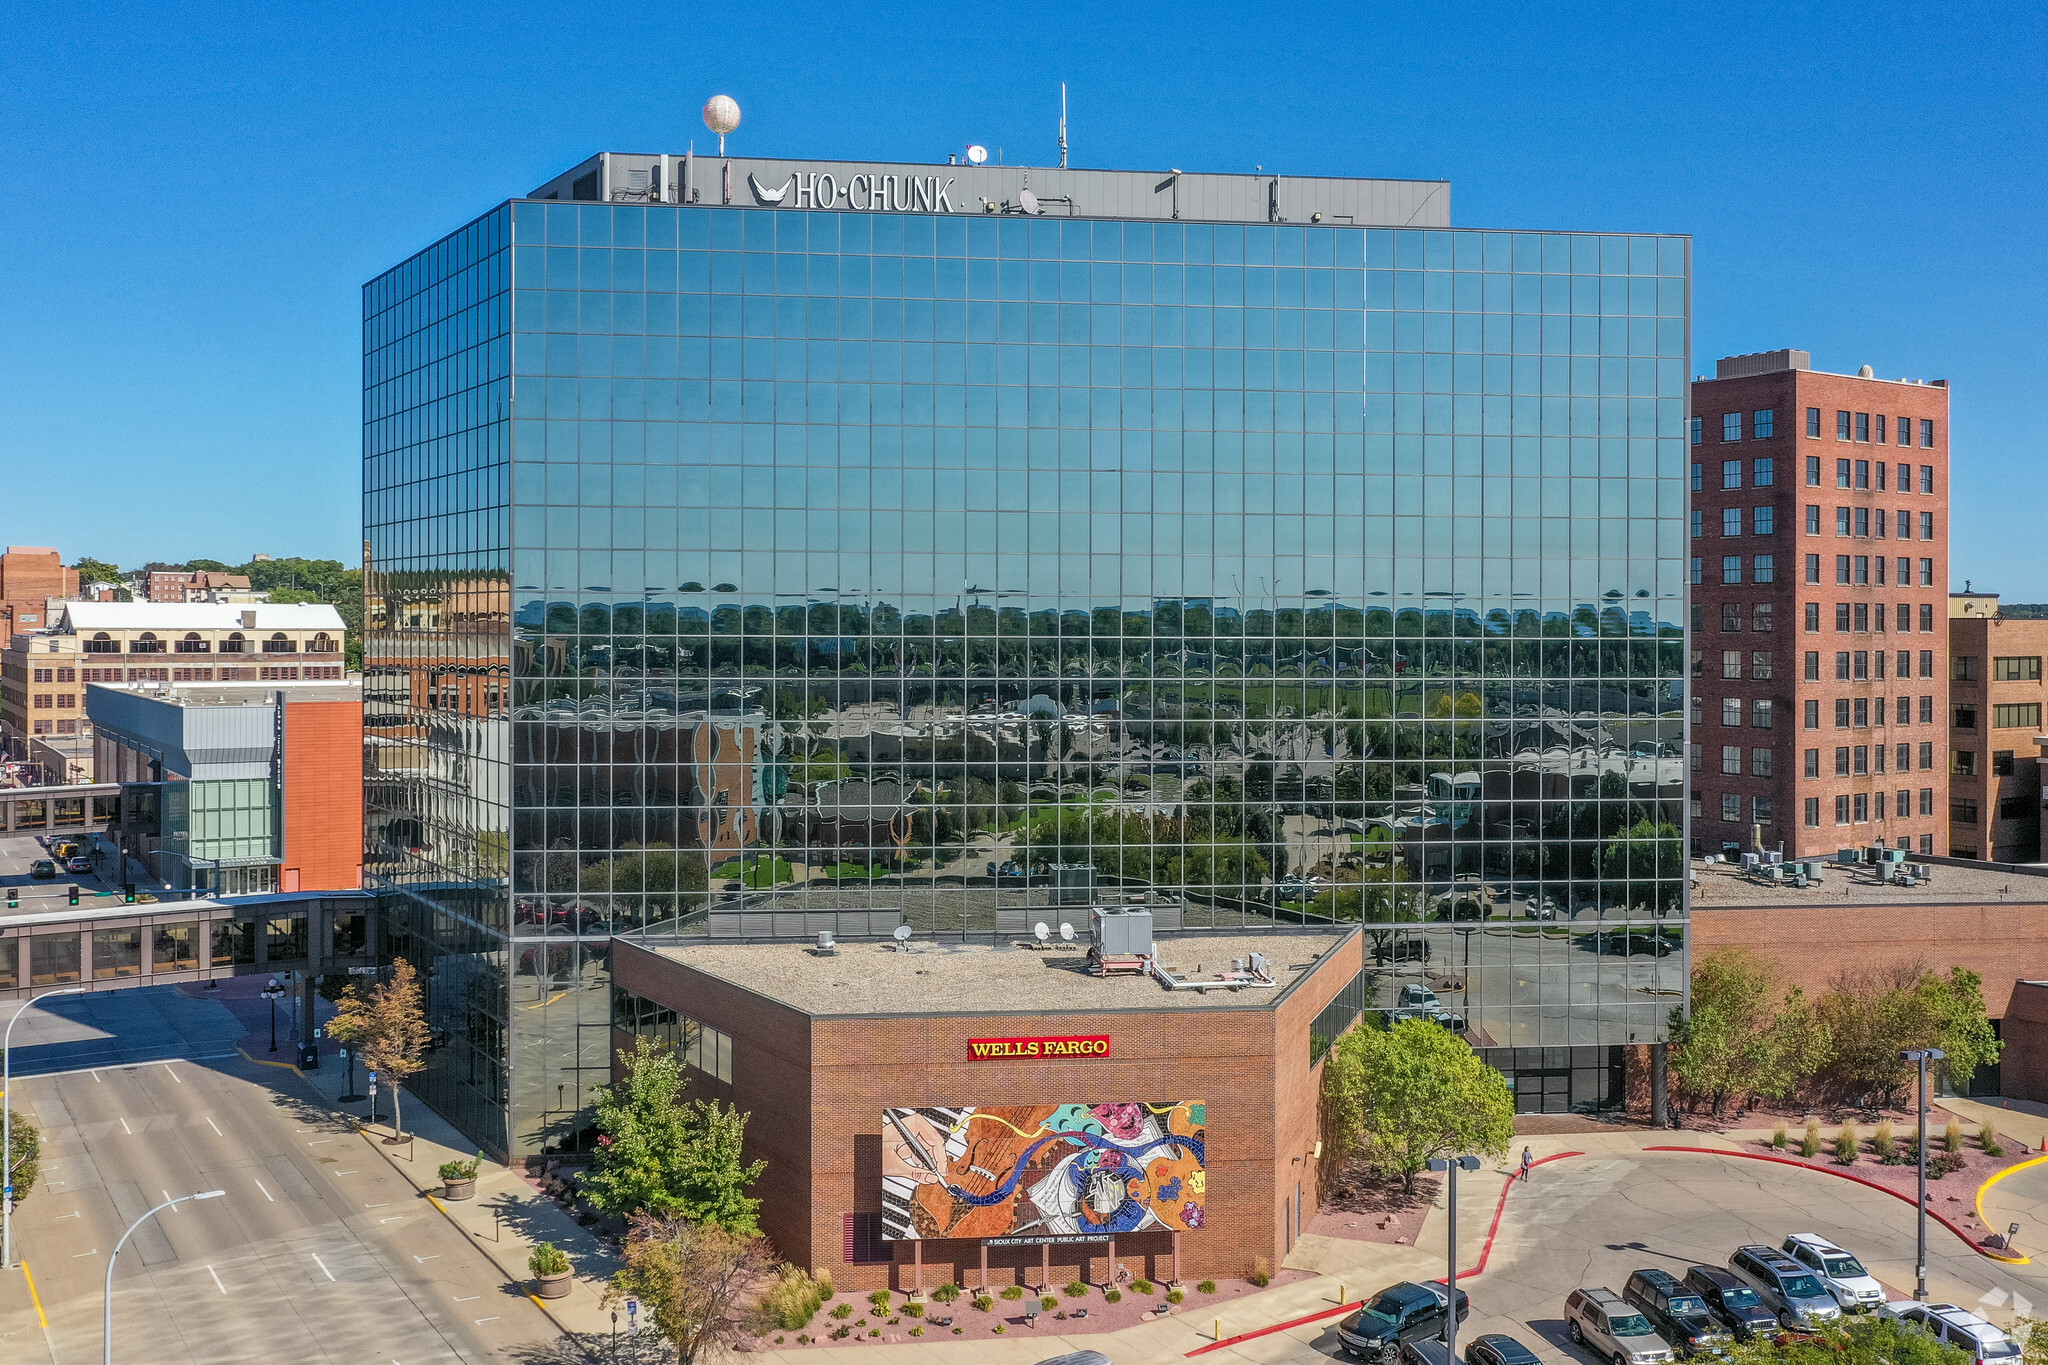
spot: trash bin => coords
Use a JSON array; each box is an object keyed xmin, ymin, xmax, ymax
[{"xmin": 298, "ymin": 1043, "xmax": 320, "ymax": 1070}]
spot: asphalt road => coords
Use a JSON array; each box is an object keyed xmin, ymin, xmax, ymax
[
  {"xmin": 2, "ymin": 1050, "xmax": 564, "ymax": 1364},
  {"xmin": 0, "ymin": 831, "xmax": 131, "ymax": 921}
]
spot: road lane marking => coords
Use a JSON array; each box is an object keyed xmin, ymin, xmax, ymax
[
  {"xmin": 254, "ymin": 1179, "xmax": 274, "ymax": 1202},
  {"xmin": 163, "ymin": 1189, "xmax": 178, "ymax": 1211},
  {"xmin": 378, "ymin": 1217, "xmax": 401, "ymax": 1224},
  {"xmin": 454, "ymin": 1295, "xmax": 480, "ymax": 1302},
  {"xmin": 413, "ymin": 1254, "xmax": 438, "ymax": 1263},
  {"xmin": 206, "ymin": 1265, "xmax": 226, "ymax": 1294},
  {"xmin": 364, "ymin": 1202, "xmax": 388, "ymax": 1207},
  {"xmin": 21, "ymin": 1261, "xmax": 48, "ymax": 1328},
  {"xmin": 473, "ymin": 1317, "xmax": 499, "ymax": 1324},
  {"xmin": 205, "ymin": 1116, "xmax": 222, "ymax": 1136},
  {"xmin": 309, "ymin": 1253, "xmax": 335, "ymax": 1282},
  {"xmin": 306, "ymin": 1139, "xmax": 333, "ymax": 1145},
  {"xmin": 73, "ymin": 1249, "xmax": 97, "ymax": 1257},
  {"xmin": 91, "ymin": 1071, "xmax": 101, "ymax": 1082},
  {"xmin": 164, "ymin": 1067, "xmax": 181, "ymax": 1084},
  {"xmin": 55, "ymin": 1210, "xmax": 80, "ymax": 1220},
  {"xmin": 119, "ymin": 1117, "xmax": 131, "ymax": 1134}
]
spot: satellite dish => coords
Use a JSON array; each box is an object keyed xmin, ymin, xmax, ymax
[
  {"xmin": 1033, "ymin": 922, "xmax": 1050, "ymax": 942},
  {"xmin": 966, "ymin": 144, "xmax": 988, "ymax": 165},
  {"xmin": 1060, "ymin": 922, "xmax": 1075, "ymax": 942},
  {"xmin": 1018, "ymin": 188, "xmax": 1041, "ymax": 215},
  {"xmin": 893, "ymin": 924, "xmax": 913, "ymax": 943}
]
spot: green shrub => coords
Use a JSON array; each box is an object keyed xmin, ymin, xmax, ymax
[
  {"xmin": 528, "ymin": 1242, "xmax": 571, "ymax": 1277},
  {"xmin": 1167, "ymin": 1288, "xmax": 1186, "ymax": 1304},
  {"xmin": 830, "ymin": 1326, "xmax": 850, "ymax": 1340},
  {"xmin": 868, "ymin": 1289, "xmax": 894, "ymax": 1310},
  {"xmin": 902, "ymin": 1302, "xmax": 924, "ymax": 1318},
  {"xmin": 1105, "ymin": 1289, "xmax": 1123, "ymax": 1303},
  {"xmin": 1001, "ymin": 1285, "xmax": 1024, "ymax": 1300},
  {"xmin": 972, "ymin": 1295, "xmax": 993, "ymax": 1312},
  {"xmin": 1250, "ymin": 1272, "xmax": 1271, "ymax": 1287},
  {"xmin": 755, "ymin": 1266, "xmax": 834, "ymax": 1331},
  {"xmin": 952, "ymin": 1327, "xmax": 964, "ymax": 1334},
  {"xmin": 829, "ymin": 1303, "xmax": 853, "ymax": 1320},
  {"xmin": 931, "ymin": 1283, "xmax": 961, "ymax": 1303},
  {"xmin": 1800, "ymin": 1119, "xmax": 1823, "ymax": 1159},
  {"xmin": 1833, "ymin": 1121, "xmax": 1859, "ymax": 1165},
  {"xmin": 1929, "ymin": 1152, "xmax": 1966, "ymax": 1178},
  {"xmin": 910, "ymin": 1326, "xmax": 924, "ymax": 1336},
  {"xmin": 1065, "ymin": 1280, "xmax": 1090, "ymax": 1298},
  {"xmin": 1870, "ymin": 1120, "xmax": 1896, "ymax": 1163},
  {"xmin": 1771, "ymin": 1123, "xmax": 1788, "ymax": 1150},
  {"xmin": 439, "ymin": 1150, "xmax": 484, "ymax": 1181},
  {"xmin": 1197, "ymin": 1280, "xmax": 1218, "ymax": 1294},
  {"xmin": 993, "ymin": 1324, "xmax": 1007, "ymax": 1335},
  {"xmin": 1133, "ymin": 1278, "xmax": 1155, "ymax": 1295},
  {"xmin": 1042, "ymin": 1296, "xmax": 1059, "ymax": 1311},
  {"xmin": 1944, "ymin": 1117, "xmax": 1964, "ymax": 1154},
  {"xmin": 1983, "ymin": 1119, "xmax": 2006, "ymax": 1158}
]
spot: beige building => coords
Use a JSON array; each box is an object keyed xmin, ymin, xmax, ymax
[
  {"xmin": 1947, "ymin": 591, "xmax": 2048, "ymax": 862},
  {"xmin": 2, "ymin": 601, "xmax": 347, "ymax": 779}
]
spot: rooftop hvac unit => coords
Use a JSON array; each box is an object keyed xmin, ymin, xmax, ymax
[
  {"xmin": 1091, "ymin": 907, "xmax": 1153, "ymax": 957},
  {"xmin": 1052, "ymin": 862, "xmax": 1097, "ymax": 904}
]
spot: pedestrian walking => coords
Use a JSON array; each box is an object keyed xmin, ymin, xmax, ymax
[{"xmin": 1520, "ymin": 1146, "xmax": 1533, "ymax": 1181}]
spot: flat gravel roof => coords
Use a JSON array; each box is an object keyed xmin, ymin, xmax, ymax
[
  {"xmin": 644, "ymin": 931, "xmax": 1350, "ymax": 1016},
  {"xmin": 1692, "ymin": 857, "xmax": 2048, "ymax": 908}
]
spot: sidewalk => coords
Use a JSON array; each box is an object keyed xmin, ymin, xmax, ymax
[{"xmin": 275, "ymin": 1044, "xmax": 627, "ymax": 1350}]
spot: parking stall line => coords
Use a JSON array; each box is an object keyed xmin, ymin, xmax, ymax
[
  {"xmin": 206, "ymin": 1265, "xmax": 226, "ymax": 1294},
  {"xmin": 254, "ymin": 1179, "xmax": 274, "ymax": 1202}
]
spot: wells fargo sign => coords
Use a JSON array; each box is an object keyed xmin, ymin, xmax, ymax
[{"xmin": 966, "ymin": 1035, "xmax": 1111, "ymax": 1061}]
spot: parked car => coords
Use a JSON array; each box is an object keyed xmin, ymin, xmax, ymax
[
  {"xmin": 1465, "ymin": 1334, "xmax": 1543, "ymax": 1365},
  {"xmin": 1879, "ymin": 1303, "xmax": 2020, "ymax": 1365},
  {"xmin": 1397, "ymin": 984, "xmax": 1444, "ymax": 1011},
  {"xmin": 1564, "ymin": 1286, "xmax": 1676, "ymax": 1365},
  {"xmin": 1777, "ymin": 1234, "xmax": 1882, "ymax": 1312},
  {"xmin": 1388, "ymin": 984, "xmax": 1468, "ymax": 1032},
  {"xmin": 1401, "ymin": 1339, "xmax": 1455, "ymax": 1365},
  {"xmin": 1373, "ymin": 936, "xmax": 1430, "ymax": 965},
  {"xmin": 65, "ymin": 855, "xmax": 93, "ymax": 875},
  {"xmin": 1624, "ymin": 1268, "xmax": 1732, "ymax": 1357},
  {"xmin": 29, "ymin": 859, "xmax": 56, "ymax": 879},
  {"xmin": 1728, "ymin": 1246, "xmax": 1842, "ymax": 1329},
  {"xmin": 1681, "ymin": 1266, "xmax": 1779, "ymax": 1341},
  {"xmin": 1335, "ymin": 1281, "xmax": 1471, "ymax": 1362}
]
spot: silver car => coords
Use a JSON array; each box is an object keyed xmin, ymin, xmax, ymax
[
  {"xmin": 1780, "ymin": 1234, "xmax": 1884, "ymax": 1312},
  {"xmin": 1566, "ymin": 1287, "xmax": 1676, "ymax": 1365},
  {"xmin": 1728, "ymin": 1246, "xmax": 1841, "ymax": 1328}
]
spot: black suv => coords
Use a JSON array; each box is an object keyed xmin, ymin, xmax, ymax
[
  {"xmin": 1336, "ymin": 1282, "xmax": 1472, "ymax": 1362},
  {"xmin": 1625, "ymin": 1268, "xmax": 1732, "ymax": 1357},
  {"xmin": 1681, "ymin": 1266, "xmax": 1778, "ymax": 1341}
]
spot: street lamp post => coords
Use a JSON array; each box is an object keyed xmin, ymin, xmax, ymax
[
  {"xmin": 5, "ymin": 985, "xmax": 87, "ymax": 1268},
  {"xmin": 260, "ymin": 979, "xmax": 286, "ymax": 1053},
  {"xmin": 106, "ymin": 1189, "xmax": 224, "ymax": 1362},
  {"xmin": 1426, "ymin": 1154, "xmax": 1482, "ymax": 1362},
  {"xmin": 1901, "ymin": 1047, "xmax": 1947, "ymax": 1301}
]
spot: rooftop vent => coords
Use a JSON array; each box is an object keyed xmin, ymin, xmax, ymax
[{"xmin": 815, "ymin": 929, "xmax": 836, "ymax": 956}]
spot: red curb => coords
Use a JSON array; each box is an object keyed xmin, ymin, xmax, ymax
[
  {"xmin": 1185, "ymin": 1152, "xmax": 1586, "ymax": 1357},
  {"xmin": 1642, "ymin": 1146, "xmax": 1998, "ymax": 1258}
]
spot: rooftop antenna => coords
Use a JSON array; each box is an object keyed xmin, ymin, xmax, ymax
[
  {"xmin": 893, "ymin": 924, "xmax": 913, "ymax": 952},
  {"xmin": 1058, "ymin": 82, "xmax": 1068, "ymax": 168},
  {"xmin": 703, "ymin": 94, "xmax": 741, "ymax": 156},
  {"xmin": 1033, "ymin": 921, "xmax": 1050, "ymax": 944},
  {"xmin": 1060, "ymin": 921, "xmax": 1075, "ymax": 942}
]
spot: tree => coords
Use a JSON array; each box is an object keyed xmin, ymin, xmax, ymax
[
  {"xmin": 70, "ymin": 557, "xmax": 123, "ymax": 588},
  {"xmin": 327, "ymin": 958, "xmax": 431, "ymax": 1138},
  {"xmin": 604, "ymin": 1211, "xmax": 773, "ymax": 1364},
  {"xmin": 587, "ymin": 1039, "xmax": 766, "ymax": 1234},
  {"xmin": 1725, "ymin": 1313, "xmax": 1968, "ymax": 1365},
  {"xmin": 1670, "ymin": 948, "xmax": 1834, "ymax": 1117},
  {"xmin": 1322, "ymin": 1017, "xmax": 1515, "ymax": 1192},
  {"xmin": 1819, "ymin": 963, "xmax": 2002, "ymax": 1106},
  {"xmin": 6, "ymin": 1114, "xmax": 40, "ymax": 1203},
  {"xmin": 1599, "ymin": 819, "xmax": 1685, "ymax": 912}
]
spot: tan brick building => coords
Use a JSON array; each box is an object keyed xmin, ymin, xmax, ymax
[
  {"xmin": 0, "ymin": 545, "xmax": 78, "ymax": 637},
  {"xmin": 1946, "ymin": 592, "xmax": 2048, "ymax": 862},
  {"xmin": 609, "ymin": 927, "xmax": 1366, "ymax": 1290},
  {"xmin": 1687, "ymin": 349, "xmax": 1951, "ymax": 858}
]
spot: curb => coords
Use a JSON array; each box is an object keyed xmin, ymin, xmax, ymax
[
  {"xmin": 1642, "ymin": 1146, "xmax": 2003, "ymax": 1260},
  {"xmin": 235, "ymin": 1045, "xmax": 304, "ymax": 1076},
  {"xmin": 348, "ymin": 1122, "xmax": 602, "ymax": 1361},
  {"xmin": 1184, "ymin": 1153, "xmax": 1587, "ymax": 1357},
  {"xmin": 1972, "ymin": 1153, "xmax": 2048, "ymax": 1265}
]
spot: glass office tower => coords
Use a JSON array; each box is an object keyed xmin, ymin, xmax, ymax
[{"xmin": 364, "ymin": 160, "xmax": 1689, "ymax": 1156}]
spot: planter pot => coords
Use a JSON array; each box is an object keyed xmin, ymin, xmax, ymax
[
  {"xmin": 442, "ymin": 1177, "xmax": 477, "ymax": 1201},
  {"xmin": 534, "ymin": 1269, "xmax": 572, "ymax": 1299}
]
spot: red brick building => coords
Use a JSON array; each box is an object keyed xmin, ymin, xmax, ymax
[
  {"xmin": 610, "ymin": 927, "xmax": 1365, "ymax": 1290},
  {"xmin": 0, "ymin": 545, "xmax": 78, "ymax": 637},
  {"xmin": 1946, "ymin": 593, "xmax": 2048, "ymax": 863},
  {"xmin": 1687, "ymin": 350, "xmax": 1951, "ymax": 859}
]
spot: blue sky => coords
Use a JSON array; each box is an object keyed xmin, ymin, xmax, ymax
[{"xmin": 7, "ymin": 1, "xmax": 2043, "ymax": 591}]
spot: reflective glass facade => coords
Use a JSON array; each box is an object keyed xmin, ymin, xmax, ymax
[{"xmin": 365, "ymin": 186, "xmax": 1690, "ymax": 1155}]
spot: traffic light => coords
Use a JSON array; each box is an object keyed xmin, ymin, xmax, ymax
[
  {"xmin": 122, "ymin": 883, "xmax": 136, "ymax": 904},
  {"xmin": 5, "ymin": 887, "xmax": 15, "ymax": 909},
  {"xmin": 68, "ymin": 884, "xmax": 79, "ymax": 906}
]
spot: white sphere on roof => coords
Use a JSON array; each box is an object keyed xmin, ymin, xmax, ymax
[{"xmin": 702, "ymin": 95, "xmax": 741, "ymax": 136}]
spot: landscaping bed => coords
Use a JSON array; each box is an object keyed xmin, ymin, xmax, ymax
[
  {"xmin": 1746, "ymin": 1115, "xmax": 2036, "ymax": 1241},
  {"xmin": 1303, "ymin": 1164, "xmax": 1440, "ymax": 1246}
]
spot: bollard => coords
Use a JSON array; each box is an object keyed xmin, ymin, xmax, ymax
[
  {"xmin": 1340, "ymin": 1283, "xmax": 1346, "ymax": 1304},
  {"xmin": 1215, "ymin": 1318, "xmax": 1222, "ymax": 1342}
]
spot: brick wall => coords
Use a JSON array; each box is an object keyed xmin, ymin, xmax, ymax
[
  {"xmin": 612, "ymin": 930, "xmax": 1364, "ymax": 1289},
  {"xmin": 1691, "ymin": 901, "xmax": 2048, "ymax": 1015},
  {"xmin": 1999, "ymin": 982, "xmax": 2048, "ymax": 1103},
  {"xmin": 280, "ymin": 696, "xmax": 363, "ymax": 890}
]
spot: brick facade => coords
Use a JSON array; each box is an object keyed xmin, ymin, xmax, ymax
[
  {"xmin": 1999, "ymin": 982, "xmax": 2048, "ymax": 1103},
  {"xmin": 1688, "ymin": 359, "xmax": 1950, "ymax": 859},
  {"xmin": 280, "ymin": 695, "xmax": 364, "ymax": 890},
  {"xmin": 1947, "ymin": 608, "xmax": 2048, "ymax": 863},
  {"xmin": 611, "ymin": 929, "xmax": 1365, "ymax": 1289}
]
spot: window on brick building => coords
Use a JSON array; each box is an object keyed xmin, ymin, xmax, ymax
[
  {"xmin": 1689, "ymin": 417, "xmax": 1703, "ymax": 446},
  {"xmin": 1752, "ymin": 651, "xmax": 1773, "ymax": 680},
  {"xmin": 1755, "ymin": 554, "xmax": 1774, "ymax": 582},
  {"xmin": 1756, "ymin": 414, "xmax": 1776, "ymax": 441},
  {"xmin": 1920, "ymin": 787, "xmax": 1934, "ymax": 816},
  {"xmin": 1754, "ymin": 506, "xmax": 1775, "ymax": 535},
  {"xmin": 1722, "ymin": 746, "xmax": 1742, "ymax": 775},
  {"xmin": 1691, "ymin": 510, "xmax": 1703, "ymax": 538},
  {"xmin": 1690, "ymin": 557, "xmax": 1702, "ymax": 585},
  {"xmin": 1723, "ymin": 507, "xmax": 1742, "ymax": 537},
  {"xmin": 1722, "ymin": 650, "xmax": 1742, "ymax": 679},
  {"xmin": 1836, "ymin": 412, "xmax": 1851, "ymax": 442},
  {"xmin": 1920, "ymin": 422, "xmax": 1935, "ymax": 450},
  {"xmin": 1835, "ymin": 699, "xmax": 1851, "ymax": 728},
  {"xmin": 1804, "ymin": 796, "xmax": 1821, "ymax": 827},
  {"xmin": 1804, "ymin": 748, "xmax": 1820, "ymax": 778},
  {"xmin": 1953, "ymin": 750, "xmax": 1977, "ymax": 776},
  {"xmin": 1805, "ymin": 602, "xmax": 1820, "ymax": 633},
  {"xmin": 1722, "ymin": 697, "xmax": 1742, "ymax": 726},
  {"xmin": 1804, "ymin": 699, "xmax": 1820, "ymax": 729},
  {"xmin": 1721, "ymin": 603, "xmax": 1741, "ymax": 633},
  {"xmin": 1754, "ymin": 700, "xmax": 1774, "ymax": 729},
  {"xmin": 1806, "ymin": 408, "xmax": 1822, "ymax": 439},
  {"xmin": 1753, "ymin": 603, "xmax": 1773, "ymax": 632},
  {"xmin": 1804, "ymin": 651, "xmax": 1820, "ymax": 681},
  {"xmin": 1722, "ymin": 556, "xmax": 1742, "ymax": 584},
  {"xmin": 1835, "ymin": 794, "xmax": 1851, "ymax": 825},
  {"xmin": 1994, "ymin": 750, "xmax": 2016, "ymax": 776},
  {"xmin": 1723, "ymin": 414, "xmax": 1742, "ymax": 443},
  {"xmin": 1723, "ymin": 459, "xmax": 1742, "ymax": 489},
  {"xmin": 1721, "ymin": 793, "xmax": 1742, "ymax": 822}
]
